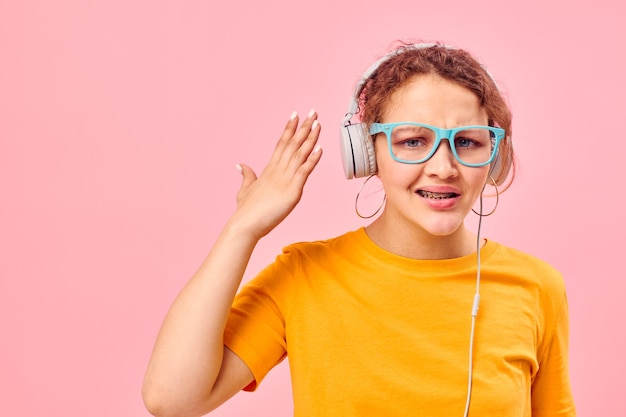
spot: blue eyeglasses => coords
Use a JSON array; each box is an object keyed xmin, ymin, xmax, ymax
[{"xmin": 369, "ymin": 122, "xmax": 505, "ymax": 167}]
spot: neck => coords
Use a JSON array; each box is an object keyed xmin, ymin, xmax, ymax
[{"xmin": 365, "ymin": 216, "xmax": 479, "ymax": 260}]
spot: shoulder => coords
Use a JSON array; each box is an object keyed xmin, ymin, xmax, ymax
[
  {"xmin": 250, "ymin": 229, "xmax": 364, "ymax": 284},
  {"xmin": 486, "ymin": 242, "xmax": 570, "ymax": 347},
  {"xmin": 280, "ymin": 228, "xmax": 366, "ymax": 260},
  {"xmin": 487, "ymin": 241, "xmax": 566, "ymax": 297}
]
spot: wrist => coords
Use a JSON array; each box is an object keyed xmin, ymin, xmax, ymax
[{"xmin": 223, "ymin": 212, "xmax": 267, "ymax": 244}]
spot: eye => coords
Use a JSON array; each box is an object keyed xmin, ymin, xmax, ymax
[
  {"xmin": 455, "ymin": 128, "xmax": 491, "ymax": 149},
  {"xmin": 403, "ymin": 138, "xmax": 424, "ymax": 148},
  {"xmin": 391, "ymin": 125, "xmax": 433, "ymax": 148},
  {"xmin": 456, "ymin": 137, "xmax": 475, "ymax": 148}
]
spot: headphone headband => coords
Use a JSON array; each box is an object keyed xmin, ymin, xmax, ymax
[{"xmin": 342, "ymin": 43, "xmax": 439, "ymax": 127}]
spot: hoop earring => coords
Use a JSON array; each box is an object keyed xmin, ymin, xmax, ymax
[
  {"xmin": 355, "ymin": 174, "xmax": 386, "ymax": 219},
  {"xmin": 472, "ymin": 175, "xmax": 499, "ymax": 217}
]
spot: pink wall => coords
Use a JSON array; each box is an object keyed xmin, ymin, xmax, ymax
[{"xmin": 1, "ymin": 0, "xmax": 623, "ymax": 415}]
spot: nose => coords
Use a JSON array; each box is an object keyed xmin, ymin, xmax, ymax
[{"xmin": 423, "ymin": 139, "xmax": 458, "ymax": 179}]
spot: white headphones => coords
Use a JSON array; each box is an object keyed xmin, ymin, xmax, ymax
[{"xmin": 340, "ymin": 43, "xmax": 510, "ymax": 181}]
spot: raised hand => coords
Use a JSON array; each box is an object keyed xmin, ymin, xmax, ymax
[
  {"xmin": 143, "ymin": 109, "xmax": 324, "ymax": 416},
  {"xmin": 231, "ymin": 109, "xmax": 323, "ymax": 239}
]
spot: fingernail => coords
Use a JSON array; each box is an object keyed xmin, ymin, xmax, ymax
[
  {"xmin": 235, "ymin": 164, "xmax": 242, "ymax": 173},
  {"xmin": 312, "ymin": 120, "xmax": 319, "ymax": 129},
  {"xmin": 313, "ymin": 145, "xmax": 322, "ymax": 154},
  {"xmin": 308, "ymin": 108, "xmax": 316, "ymax": 118},
  {"xmin": 290, "ymin": 111, "xmax": 298, "ymax": 120}
]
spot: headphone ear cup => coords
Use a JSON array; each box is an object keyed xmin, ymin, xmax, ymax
[
  {"xmin": 488, "ymin": 148, "xmax": 510, "ymax": 185},
  {"xmin": 340, "ymin": 123, "xmax": 377, "ymax": 179}
]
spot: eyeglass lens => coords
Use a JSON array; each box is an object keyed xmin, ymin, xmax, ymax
[{"xmin": 389, "ymin": 124, "xmax": 494, "ymax": 164}]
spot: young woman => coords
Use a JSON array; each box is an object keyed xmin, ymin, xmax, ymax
[{"xmin": 142, "ymin": 43, "xmax": 575, "ymax": 417}]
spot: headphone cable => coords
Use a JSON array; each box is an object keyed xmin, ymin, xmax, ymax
[{"xmin": 462, "ymin": 191, "xmax": 485, "ymax": 417}]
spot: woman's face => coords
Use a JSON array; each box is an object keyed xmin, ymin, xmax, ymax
[{"xmin": 374, "ymin": 74, "xmax": 490, "ymax": 238}]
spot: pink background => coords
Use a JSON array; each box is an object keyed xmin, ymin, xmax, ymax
[{"xmin": 1, "ymin": 0, "xmax": 624, "ymax": 415}]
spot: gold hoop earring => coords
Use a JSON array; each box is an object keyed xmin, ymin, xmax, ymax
[
  {"xmin": 472, "ymin": 175, "xmax": 499, "ymax": 217},
  {"xmin": 355, "ymin": 174, "xmax": 386, "ymax": 219}
]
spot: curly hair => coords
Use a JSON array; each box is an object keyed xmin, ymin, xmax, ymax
[{"xmin": 358, "ymin": 43, "xmax": 515, "ymax": 188}]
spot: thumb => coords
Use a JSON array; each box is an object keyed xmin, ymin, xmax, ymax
[{"xmin": 236, "ymin": 163, "xmax": 257, "ymax": 189}]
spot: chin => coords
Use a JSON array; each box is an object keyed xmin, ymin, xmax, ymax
[
  {"xmin": 418, "ymin": 216, "xmax": 466, "ymax": 237},
  {"xmin": 424, "ymin": 225, "xmax": 464, "ymax": 237},
  {"xmin": 386, "ymin": 205, "xmax": 469, "ymax": 238}
]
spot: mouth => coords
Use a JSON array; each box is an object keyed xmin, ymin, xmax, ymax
[{"xmin": 417, "ymin": 190, "xmax": 460, "ymax": 200}]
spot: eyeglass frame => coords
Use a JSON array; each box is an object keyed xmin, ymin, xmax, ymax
[{"xmin": 369, "ymin": 122, "xmax": 505, "ymax": 167}]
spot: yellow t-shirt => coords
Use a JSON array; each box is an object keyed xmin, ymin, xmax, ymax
[{"xmin": 224, "ymin": 228, "xmax": 575, "ymax": 416}]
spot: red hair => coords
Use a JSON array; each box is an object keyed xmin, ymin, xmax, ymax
[{"xmin": 359, "ymin": 43, "xmax": 515, "ymax": 188}]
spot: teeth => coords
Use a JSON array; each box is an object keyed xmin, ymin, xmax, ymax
[{"xmin": 418, "ymin": 190, "xmax": 458, "ymax": 199}]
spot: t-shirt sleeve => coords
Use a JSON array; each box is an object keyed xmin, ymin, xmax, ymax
[
  {"xmin": 223, "ymin": 248, "xmax": 299, "ymax": 391},
  {"xmin": 531, "ymin": 291, "xmax": 576, "ymax": 416}
]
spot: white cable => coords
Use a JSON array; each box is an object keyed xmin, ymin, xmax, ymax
[{"xmin": 462, "ymin": 191, "xmax": 485, "ymax": 417}]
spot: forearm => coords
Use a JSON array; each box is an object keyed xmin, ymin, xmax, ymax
[{"xmin": 142, "ymin": 217, "xmax": 258, "ymax": 413}]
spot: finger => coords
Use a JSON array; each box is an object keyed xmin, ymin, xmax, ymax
[
  {"xmin": 289, "ymin": 109, "xmax": 318, "ymax": 147},
  {"xmin": 289, "ymin": 119, "xmax": 323, "ymax": 180},
  {"xmin": 279, "ymin": 109, "xmax": 318, "ymax": 152},
  {"xmin": 286, "ymin": 118, "xmax": 322, "ymax": 170},
  {"xmin": 269, "ymin": 109, "xmax": 318, "ymax": 170},
  {"xmin": 236, "ymin": 163, "xmax": 258, "ymax": 190},
  {"xmin": 267, "ymin": 111, "xmax": 301, "ymax": 166},
  {"xmin": 294, "ymin": 144, "xmax": 323, "ymax": 184}
]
